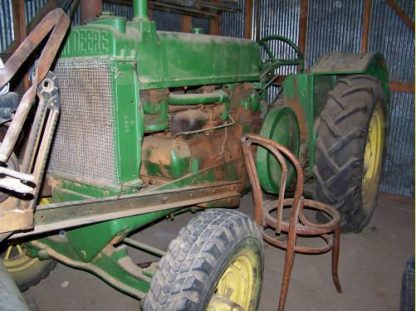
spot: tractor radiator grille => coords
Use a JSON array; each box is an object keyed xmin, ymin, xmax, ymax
[{"xmin": 49, "ymin": 58, "xmax": 118, "ymax": 185}]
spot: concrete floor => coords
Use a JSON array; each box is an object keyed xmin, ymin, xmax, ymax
[{"xmin": 23, "ymin": 193, "xmax": 414, "ymax": 311}]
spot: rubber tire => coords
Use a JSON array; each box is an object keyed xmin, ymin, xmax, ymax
[
  {"xmin": 1, "ymin": 243, "xmax": 56, "ymax": 291},
  {"xmin": 313, "ymin": 75, "xmax": 386, "ymax": 233},
  {"xmin": 142, "ymin": 209, "xmax": 264, "ymax": 311}
]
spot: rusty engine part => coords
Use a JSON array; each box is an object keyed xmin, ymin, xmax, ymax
[
  {"xmin": 241, "ymin": 133, "xmax": 342, "ymax": 311},
  {"xmin": 140, "ymin": 83, "xmax": 262, "ymax": 189}
]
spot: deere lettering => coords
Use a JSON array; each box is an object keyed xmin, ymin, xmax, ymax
[{"xmin": 62, "ymin": 30, "xmax": 110, "ymax": 56}]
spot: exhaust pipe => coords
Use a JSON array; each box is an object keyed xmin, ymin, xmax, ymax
[{"xmin": 133, "ymin": 0, "xmax": 148, "ymax": 19}]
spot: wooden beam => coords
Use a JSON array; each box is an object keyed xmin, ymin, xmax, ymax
[
  {"xmin": 182, "ymin": 15, "xmax": 192, "ymax": 33},
  {"xmin": 11, "ymin": 0, "xmax": 29, "ymax": 89},
  {"xmin": 210, "ymin": 0, "xmax": 221, "ymax": 35},
  {"xmin": 389, "ymin": 81, "xmax": 415, "ymax": 93},
  {"xmin": 210, "ymin": 16, "xmax": 220, "ymax": 35},
  {"xmin": 380, "ymin": 192, "xmax": 414, "ymax": 205},
  {"xmin": 11, "ymin": 0, "xmax": 27, "ymax": 44},
  {"xmin": 298, "ymin": 0, "xmax": 308, "ymax": 55},
  {"xmin": 80, "ymin": 0, "xmax": 103, "ymax": 24},
  {"xmin": 360, "ymin": 0, "xmax": 372, "ymax": 53},
  {"xmin": 386, "ymin": 0, "xmax": 415, "ymax": 32},
  {"xmin": 244, "ymin": 0, "xmax": 253, "ymax": 39}
]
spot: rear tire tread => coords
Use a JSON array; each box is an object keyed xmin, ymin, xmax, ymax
[{"xmin": 313, "ymin": 75, "xmax": 386, "ymax": 232}]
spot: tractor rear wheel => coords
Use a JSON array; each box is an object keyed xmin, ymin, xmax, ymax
[
  {"xmin": 313, "ymin": 75, "xmax": 386, "ymax": 232},
  {"xmin": 142, "ymin": 209, "xmax": 264, "ymax": 311}
]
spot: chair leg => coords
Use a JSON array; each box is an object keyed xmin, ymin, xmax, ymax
[
  {"xmin": 332, "ymin": 225, "xmax": 342, "ymax": 293},
  {"xmin": 278, "ymin": 233, "xmax": 297, "ymax": 311}
]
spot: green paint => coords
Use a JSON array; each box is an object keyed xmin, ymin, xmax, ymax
[
  {"xmin": 256, "ymin": 107, "xmax": 300, "ymax": 193},
  {"xmin": 59, "ymin": 15, "xmax": 261, "ymax": 90},
  {"xmin": 111, "ymin": 61, "xmax": 143, "ymax": 184}
]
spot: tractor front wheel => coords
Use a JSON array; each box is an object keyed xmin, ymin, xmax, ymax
[
  {"xmin": 1, "ymin": 241, "xmax": 56, "ymax": 291},
  {"xmin": 142, "ymin": 209, "xmax": 264, "ymax": 311},
  {"xmin": 313, "ymin": 75, "xmax": 386, "ymax": 232}
]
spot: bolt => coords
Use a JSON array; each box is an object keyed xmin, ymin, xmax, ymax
[
  {"xmin": 80, "ymin": 250, "xmax": 87, "ymax": 259},
  {"xmin": 38, "ymin": 249, "xmax": 50, "ymax": 260}
]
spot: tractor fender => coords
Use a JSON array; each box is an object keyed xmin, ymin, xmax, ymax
[{"xmin": 311, "ymin": 52, "xmax": 390, "ymax": 100}]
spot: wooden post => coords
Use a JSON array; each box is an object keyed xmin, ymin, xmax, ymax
[
  {"xmin": 210, "ymin": 16, "xmax": 221, "ymax": 35},
  {"xmin": 298, "ymin": 0, "xmax": 308, "ymax": 55},
  {"xmin": 11, "ymin": 0, "xmax": 26, "ymax": 44},
  {"xmin": 11, "ymin": 0, "xmax": 28, "ymax": 89},
  {"xmin": 80, "ymin": 0, "xmax": 103, "ymax": 24},
  {"xmin": 182, "ymin": 15, "xmax": 192, "ymax": 33},
  {"xmin": 210, "ymin": 0, "xmax": 221, "ymax": 35},
  {"xmin": 244, "ymin": 0, "xmax": 253, "ymax": 39},
  {"xmin": 360, "ymin": 0, "xmax": 372, "ymax": 53}
]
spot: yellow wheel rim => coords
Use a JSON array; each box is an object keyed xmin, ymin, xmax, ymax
[
  {"xmin": 2, "ymin": 243, "xmax": 39, "ymax": 273},
  {"xmin": 207, "ymin": 253, "xmax": 255, "ymax": 311},
  {"xmin": 362, "ymin": 102, "xmax": 385, "ymax": 208},
  {"xmin": 2, "ymin": 198, "xmax": 51, "ymax": 273}
]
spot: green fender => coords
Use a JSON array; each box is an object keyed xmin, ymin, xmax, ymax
[{"xmin": 310, "ymin": 52, "xmax": 390, "ymax": 101}]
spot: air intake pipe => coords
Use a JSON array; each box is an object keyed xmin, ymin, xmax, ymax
[{"xmin": 133, "ymin": 0, "xmax": 148, "ymax": 19}]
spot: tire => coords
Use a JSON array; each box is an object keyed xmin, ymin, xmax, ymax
[
  {"xmin": 143, "ymin": 209, "xmax": 264, "ymax": 311},
  {"xmin": 1, "ymin": 241, "xmax": 56, "ymax": 291},
  {"xmin": 313, "ymin": 75, "xmax": 387, "ymax": 233}
]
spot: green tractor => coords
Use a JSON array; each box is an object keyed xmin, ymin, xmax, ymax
[{"xmin": 0, "ymin": 0, "xmax": 388, "ymax": 309}]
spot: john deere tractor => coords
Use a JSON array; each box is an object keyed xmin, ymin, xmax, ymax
[{"xmin": 0, "ymin": 0, "xmax": 388, "ymax": 309}]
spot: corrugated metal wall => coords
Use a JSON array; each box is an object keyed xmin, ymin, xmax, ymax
[
  {"xmin": 0, "ymin": 0, "xmax": 13, "ymax": 53},
  {"xmin": 24, "ymin": 0, "xmax": 47, "ymax": 25},
  {"xmin": 152, "ymin": 10, "xmax": 182, "ymax": 32},
  {"xmin": 221, "ymin": 0, "xmax": 245, "ymax": 38},
  {"xmin": 381, "ymin": 92, "xmax": 414, "ymax": 196},
  {"xmin": 306, "ymin": 0, "xmax": 364, "ymax": 67}
]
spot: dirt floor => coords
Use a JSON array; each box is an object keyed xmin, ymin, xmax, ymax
[{"xmin": 22, "ymin": 193, "xmax": 414, "ymax": 311}]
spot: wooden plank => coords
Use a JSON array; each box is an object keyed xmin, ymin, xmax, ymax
[
  {"xmin": 298, "ymin": 0, "xmax": 308, "ymax": 55},
  {"xmin": 386, "ymin": 0, "xmax": 415, "ymax": 32},
  {"xmin": 244, "ymin": 0, "xmax": 253, "ymax": 39},
  {"xmin": 360, "ymin": 0, "xmax": 372, "ymax": 53},
  {"xmin": 210, "ymin": 15, "xmax": 221, "ymax": 35},
  {"xmin": 210, "ymin": 0, "xmax": 221, "ymax": 35},
  {"xmin": 182, "ymin": 15, "xmax": 192, "ymax": 33},
  {"xmin": 380, "ymin": 192, "xmax": 414, "ymax": 205},
  {"xmin": 389, "ymin": 81, "xmax": 415, "ymax": 93},
  {"xmin": 11, "ymin": 0, "xmax": 26, "ymax": 44},
  {"xmin": 11, "ymin": 0, "xmax": 28, "ymax": 89}
]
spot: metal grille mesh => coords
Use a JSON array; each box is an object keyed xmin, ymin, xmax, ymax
[{"xmin": 49, "ymin": 58, "xmax": 118, "ymax": 185}]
